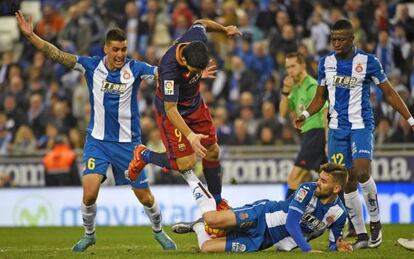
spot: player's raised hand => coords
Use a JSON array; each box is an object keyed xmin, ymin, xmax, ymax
[
  {"xmin": 202, "ymin": 60, "xmax": 217, "ymax": 79},
  {"xmin": 336, "ymin": 238, "xmax": 353, "ymax": 252},
  {"xmin": 15, "ymin": 10, "xmax": 33, "ymax": 38},
  {"xmin": 225, "ymin": 25, "xmax": 241, "ymax": 38},
  {"xmin": 294, "ymin": 115, "xmax": 306, "ymax": 129},
  {"xmin": 187, "ymin": 132, "xmax": 208, "ymax": 158}
]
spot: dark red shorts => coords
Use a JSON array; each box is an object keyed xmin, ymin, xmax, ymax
[{"xmin": 155, "ymin": 102, "xmax": 217, "ymax": 160}]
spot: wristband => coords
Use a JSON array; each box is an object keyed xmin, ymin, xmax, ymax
[
  {"xmin": 301, "ymin": 110, "xmax": 310, "ymax": 119},
  {"xmin": 408, "ymin": 117, "xmax": 414, "ymax": 126}
]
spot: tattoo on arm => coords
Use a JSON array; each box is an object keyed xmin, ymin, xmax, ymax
[{"xmin": 41, "ymin": 41, "xmax": 77, "ymax": 68}]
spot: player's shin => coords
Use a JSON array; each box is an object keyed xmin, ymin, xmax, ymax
[
  {"xmin": 81, "ymin": 202, "xmax": 97, "ymax": 235},
  {"xmin": 144, "ymin": 199, "xmax": 162, "ymax": 232},
  {"xmin": 202, "ymin": 159, "xmax": 223, "ymax": 203},
  {"xmin": 181, "ymin": 169, "xmax": 216, "ymax": 214},
  {"xmin": 344, "ymin": 191, "xmax": 367, "ymax": 235},
  {"xmin": 360, "ymin": 176, "xmax": 380, "ymax": 222},
  {"xmin": 193, "ymin": 221, "xmax": 212, "ymax": 249}
]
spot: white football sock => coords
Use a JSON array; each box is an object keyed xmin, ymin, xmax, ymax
[
  {"xmin": 144, "ymin": 199, "xmax": 162, "ymax": 232},
  {"xmin": 360, "ymin": 176, "xmax": 380, "ymax": 222},
  {"xmin": 344, "ymin": 191, "xmax": 367, "ymax": 234},
  {"xmin": 181, "ymin": 170, "xmax": 216, "ymax": 214},
  {"xmin": 193, "ymin": 222, "xmax": 211, "ymax": 249},
  {"xmin": 81, "ymin": 202, "xmax": 97, "ymax": 235}
]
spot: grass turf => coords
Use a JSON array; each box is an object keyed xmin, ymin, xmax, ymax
[{"xmin": 0, "ymin": 224, "xmax": 413, "ymax": 258}]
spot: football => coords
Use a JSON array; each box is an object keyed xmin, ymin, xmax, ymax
[{"xmin": 204, "ymin": 222, "xmax": 226, "ymax": 238}]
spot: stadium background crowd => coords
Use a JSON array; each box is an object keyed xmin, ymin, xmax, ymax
[{"xmin": 0, "ymin": 0, "xmax": 413, "ymax": 159}]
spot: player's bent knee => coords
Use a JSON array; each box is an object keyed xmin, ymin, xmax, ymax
[
  {"xmin": 177, "ymin": 155, "xmax": 197, "ymax": 171},
  {"xmin": 205, "ymin": 144, "xmax": 220, "ymax": 160},
  {"xmin": 203, "ymin": 211, "xmax": 221, "ymax": 228},
  {"xmin": 200, "ymin": 241, "xmax": 214, "ymax": 253},
  {"xmin": 83, "ymin": 194, "xmax": 97, "ymax": 205},
  {"xmin": 134, "ymin": 188, "xmax": 154, "ymax": 207}
]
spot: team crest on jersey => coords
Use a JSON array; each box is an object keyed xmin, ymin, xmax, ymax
[
  {"xmin": 164, "ymin": 80, "xmax": 174, "ymax": 95},
  {"xmin": 295, "ymin": 188, "xmax": 308, "ymax": 203},
  {"xmin": 355, "ymin": 63, "xmax": 363, "ymax": 73},
  {"xmin": 122, "ymin": 70, "xmax": 131, "ymax": 80},
  {"xmin": 238, "ymin": 212, "xmax": 249, "ymax": 221}
]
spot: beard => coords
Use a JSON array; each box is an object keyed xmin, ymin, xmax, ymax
[{"xmin": 315, "ymin": 186, "xmax": 333, "ymax": 199}]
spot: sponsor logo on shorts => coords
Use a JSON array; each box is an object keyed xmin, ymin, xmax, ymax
[
  {"xmin": 359, "ymin": 149, "xmax": 371, "ymax": 155},
  {"xmin": 295, "ymin": 188, "xmax": 308, "ymax": 203},
  {"xmin": 164, "ymin": 80, "xmax": 174, "ymax": 95},
  {"xmin": 240, "ymin": 221, "xmax": 253, "ymax": 228},
  {"xmin": 231, "ymin": 242, "xmax": 246, "ymax": 252}
]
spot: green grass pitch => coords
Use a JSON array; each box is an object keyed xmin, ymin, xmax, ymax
[{"xmin": 1, "ymin": 224, "xmax": 413, "ymax": 258}]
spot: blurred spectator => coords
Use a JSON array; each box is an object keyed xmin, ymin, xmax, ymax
[
  {"xmin": 27, "ymin": 94, "xmax": 47, "ymax": 139},
  {"xmin": 251, "ymin": 41, "xmax": 275, "ymax": 90},
  {"xmin": 212, "ymin": 106, "xmax": 232, "ymax": 145},
  {"xmin": 49, "ymin": 100, "xmax": 77, "ymax": 135},
  {"xmin": 256, "ymin": 101, "xmax": 283, "ymax": 141},
  {"xmin": 0, "ymin": 112, "xmax": 12, "ymax": 156},
  {"xmin": 71, "ymin": 76, "xmax": 89, "ymax": 120},
  {"xmin": 375, "ymin": 30, "xmax": 396, "ymax": 74},
  {"xmin": 68, "ymin": 127, "xmax": 84, "ymax": 150},
  {"xmin": 37, "ymin": 122, "xmax": 59, "ymax": 150},
  {"xmin": 10, "ymin": 124, "xmax": 37, "ymax": 155},
  {"xmin": 393, "ymin": 3, "xmax": 414, "ymax": 42},
  {"xmin": 0, "ymin": 52, "xmax": 13, "ymax": 86},
  {"xmin": 43, "ymin": 135, "xmax": 80, "ymax": 186},
  {"xmin": 309, "ymin": 12, "xmax": 330, "ymax": 55},
  {"xmin": 389, "ymin": 115, "xmax": 414, "ymax": 143},
  {"xmin": 123, "ymin": 1, "xmax": 149, "ymax": 55},
  {"xmin": 34, "ymin": 3, "xmax": 65, "ymax": 41},
  {"xmin": 2, "ymin": 95, "xmax": 26, "ymax": 133},
  {"xmin": 0, "ymin": 0, "xmax": 20, "ymax": 16},
  {"xmin": 228, "ymin": 118, "xmax": 255, "ymax": 145},
  {"xmin": 259, "ymin": 126, "xmax": 276, "ymax": 145}
]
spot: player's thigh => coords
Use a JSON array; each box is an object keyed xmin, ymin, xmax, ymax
[
  {"xmin": 155, "ymin": 110, "xmax": 195, "ymax": 160},
  {"xmin": 176, "ymin": 154, "xmax": 197, "ymax": 171},
  {"xmin": 327, "ymin": 129, "xmax": 352, "ymax": 169},
  {"xmin": 350, "ymin": 129, "xmax": 373, "ymax": 161},
  {"xmin": 132, "ymin": 187, "xmax": 154, "ymax": 207},
  {"xmin": 185, "ymin": 102, "xmax": 217, "ymax": 147},
  {"xmin": 109, "ymin": 141, "xmax": 150, "ymax": 189},
  {"xmin": 204, "ymin": 210, "xmax": 237, "ymax": 229},
  {"xmin": 204, "ymin": 143, "xmax": 220, "ymax": 161},
  {"xmin": 295, "ymin": 128, "xmax": 327, "ymax": 171},
  {"xmin": 201, "ymin": 238, "xmax": 227, "ymax": 253},
  {"xmin": 287, "ymin": 166, "xmax": 312, "ymax": 189},
  {"xmin": 82, "ymin": 135, "xmax": 110, "ymax": 180}
]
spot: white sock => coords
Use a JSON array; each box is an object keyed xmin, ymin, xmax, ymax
[
  {"xmin": 193, "ymin": 222, "xmax": 211, "ymax": 249},
  {"xmin": 360, "ymin": 176, "xmax": 380, "ymax": 222},
  {"xmin": 344, "ymin": 191, "xmax": 367, "ymax": 234},
  {"xmin": 181, "ymin": 170, "xmax": 216, "ymax": 214},
  {"xmin": 81, "ymin": 202, "xmax": 97, "ymax": 235},
  {"xmin": 144, "ymin": 199, "xmax": 162, "ymax": 232}
]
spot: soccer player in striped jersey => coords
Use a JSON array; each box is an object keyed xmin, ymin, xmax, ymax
[
  {"xmin": 295, "ymin": 19, "xmax": 414, "ymax": 249},
  {"xmin": 172, "ymin": 163, "xmax": 353, "ymax": 253},
  {"xmin": 15, "ymin": 11, "xmax": 176, "ymax": 251}
]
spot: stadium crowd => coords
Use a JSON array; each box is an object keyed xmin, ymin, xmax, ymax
[{"xmin": 0, "ymin": 0, "xmax": 414, "ymax": 157}]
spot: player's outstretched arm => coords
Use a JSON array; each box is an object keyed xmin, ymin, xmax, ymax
[
  {"xmin": 193, "ymin": 19, "xmax": 241, "ymax": 38},
  {"xmin": 379, "ymin": 80, "xmax": 414, "ymax": 131},
  {"xmin": 294, "ymin": 86, "xmax": 327, "ymax": 129},
  {"xmin": 15, "ymin": 10, "xmax": 76, "ymax": 68}
]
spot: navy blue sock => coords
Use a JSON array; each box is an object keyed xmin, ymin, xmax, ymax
[
  {"xmin": 142, "ymin": 149, "xmax": 171, "ymax": 168},
  {"xmin": 203, "ymin": 160, "xmax": 222, "ymax": 203}
]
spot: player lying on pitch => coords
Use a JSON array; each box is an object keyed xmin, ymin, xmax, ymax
[{"xmin": 172, "ymin": 163, "xmax": 353, "ymax": 253}]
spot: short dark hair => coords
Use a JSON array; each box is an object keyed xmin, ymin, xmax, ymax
[
  {"xmin": 286, "ymin": 52, "xmax": 305, "ymax": 64},
  {"xmin": 182, "ymin": 41, "xmax": 209, "ymax": 70},
  {"xmin": 105, "ymin": 28, "xmax": 127, "ymax": 44},
  {"xmin": 319, "ymin": 163, "xmax": 349, "ymax": 188},
  {"xmin": 332, "ymin": 19, "xmax": 353, "ymax": 31}
]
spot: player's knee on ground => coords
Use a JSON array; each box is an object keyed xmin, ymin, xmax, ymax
[
  {"xmin": 176, "ymin": 155, "xmax": 197, "ymax": 171},
  {"xmin": 205, "ymin": 144, "xmax": 220, "ymax": 161},
  {"xmin": 134, "ymin": 188, "xmax": 154, "ymax": 207},
  {"xmin": 203, "ymin": 211, "xmax": 223, "ymax": 229}
]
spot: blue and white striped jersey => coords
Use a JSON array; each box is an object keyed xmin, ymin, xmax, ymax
[
  {"xmin": 263, "ymin": 183, "xmax": 347, "ymax": 251},
  {"xmin": 318, "ymin": 49, "xmax": 388, "ymax": 130},
  {"xmin": 74, "ymin": 56, "xmax": 156, "ymax": 142}
]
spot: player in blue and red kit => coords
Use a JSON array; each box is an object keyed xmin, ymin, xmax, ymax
[
  {"xmin": 127, "ymin": 20, "xmax": 241, "ymax": 212},
  {"xmin": 172, "ymin": 163, "xmax": 353, "ymax": 253},
  {"xmin": 295, "ymin": 19, "xmax": 414, "ymax": 249},
  {"xmin": 15, "ymin": 11, "xmax": 176, "ymax": 252}
]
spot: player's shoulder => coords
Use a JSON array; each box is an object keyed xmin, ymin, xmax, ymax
[
  {"xmin": 295, "ymin": 182, "xmax": 317, "ymax": 199},
  {"xmin": 297, "ymin": 182, "xmax": 317, "ymax": 192}
]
